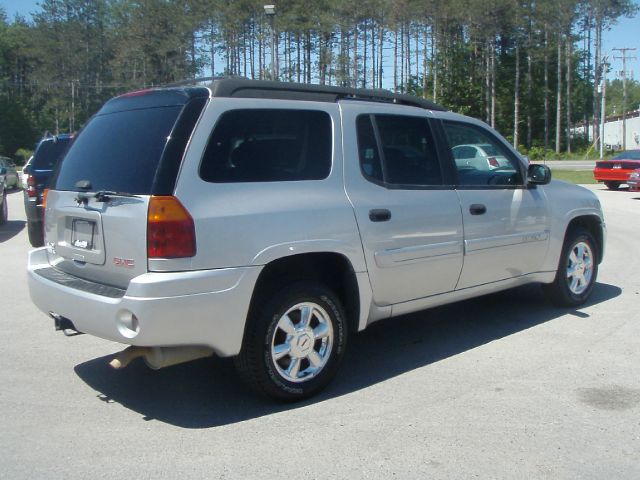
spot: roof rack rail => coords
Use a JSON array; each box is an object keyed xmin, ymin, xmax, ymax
[
  {"xmin": 162, "ymin": 77, "xmax": 446, "ymax": 111},
  {"xmin": 208, "ymin": 78, "xmax": 447, "ymax": 111}
]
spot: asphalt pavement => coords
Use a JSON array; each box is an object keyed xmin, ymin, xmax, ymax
[{"xmin": 1, "ymin": 185, "xmax": 639, "ymax": 479}]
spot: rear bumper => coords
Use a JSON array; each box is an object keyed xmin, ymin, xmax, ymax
[
  {"xmin": 28, "ymin": 248, "xmax": 261, "ymax": 356},
  {"xmin": 593, "ymin": 168, "xmax": 633, "ymax": 183}
]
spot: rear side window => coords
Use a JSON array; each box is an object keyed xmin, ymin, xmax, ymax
[
  {"xmin": 356, "ymin": 114, "xmax": 442, "ymax": 187},
  {"xmin": 199, "ymin": 109, "xmax": 332, "ymax": 182},
  {"xmin": 33, "ymin": 139, "xmax": 72, "ymax": 170},
  {"xmin": 55, "ymin": 106, "xmax": 182, "ymax": 194}
]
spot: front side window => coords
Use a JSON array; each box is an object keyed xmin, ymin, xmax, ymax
[
  {"xmin": 200, "ymin": 109, "xmax": 332, "ymax": 183},
  {"xmin": 443, "ymin": 121, "xmax": 523, "ymax": 187},
  {"xmin": 356, "ymin": 114, "xmax": 442, "ymax": 187}
]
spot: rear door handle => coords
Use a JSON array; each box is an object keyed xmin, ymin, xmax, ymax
[
  {"xmin": 369, "ymin": 209, "xmax": 392, "ymax": 222},
  {"xmin": 469, "ymin": 204, "xmax": 487, "ymax": 215}
]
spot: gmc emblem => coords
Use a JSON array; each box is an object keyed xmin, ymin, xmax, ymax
[{"xmin": 113, "ymin": 257, "xmax": 135, "ymax": 268}]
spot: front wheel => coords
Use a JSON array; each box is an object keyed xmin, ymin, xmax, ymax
[
  {"xmin": 235, "ymin": 282, "xmax": 348, "ymax": 401},
  {"xmin": 543, "ymin": 228, "xmax": 598, "ymax": 307},
  {"xmin": 604, "ymin": 181, "xmax": 620, "ymax": 190}
]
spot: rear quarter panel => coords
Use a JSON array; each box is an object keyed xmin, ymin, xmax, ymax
[{"xmin": 172, "ymin": 98, "xmax": 367, "ymax": 273}]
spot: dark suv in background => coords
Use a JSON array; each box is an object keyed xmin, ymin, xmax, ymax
[{"xmin": 23, "ymin": 134, "xmax": 73, "ymax": 246}]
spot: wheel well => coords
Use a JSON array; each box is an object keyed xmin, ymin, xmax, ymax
[
  {"xmin": 249, "ymin": 253, "xmax": 360, "ymax": 333},
  {"xmin": 567, "ymin": 215, "xmax": 604, "ymax": 264}
]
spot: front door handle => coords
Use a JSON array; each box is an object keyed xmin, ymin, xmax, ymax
[
  {"xmin": 369, "ymin": 209, "xmax": 392, "ymax": 222},
  {"xmin": 469, "ymin": 204, "xmax": 487, "ymax": 215}
]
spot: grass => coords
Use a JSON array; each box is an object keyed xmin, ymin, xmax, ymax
[{"xmin": 550, "ymin": 169, "xmax": 597, "ymax": 184}]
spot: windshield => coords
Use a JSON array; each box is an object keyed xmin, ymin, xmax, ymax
[
  {"xmin": 32, "ymin": 138, "xmax": 72, "ymax": 170},
  {"xmin": 54, "ymin": 106, "xmax": 182, "ymax": 195},
  {"xmin": 613, "ymin": 150, "xmax": 640, "ymax": 160}
]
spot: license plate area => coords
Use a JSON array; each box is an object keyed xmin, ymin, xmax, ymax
[{"xmin": 71, "ymin": 219, "xmax": 95, "ymax": 250}]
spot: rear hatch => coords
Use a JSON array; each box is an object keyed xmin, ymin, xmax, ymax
[{"xmin": 44, "ymin": 88, "xmax": 208, "ymax": 289}]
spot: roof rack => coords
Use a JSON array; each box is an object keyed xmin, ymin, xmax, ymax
[{"xmin": 163, "ymin": 77, "xmax": 446, "ymax": 112}]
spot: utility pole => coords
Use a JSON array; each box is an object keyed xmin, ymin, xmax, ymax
[
  {"xmin": 613, "ymin": 47, "xmax": 637, "ymax": 150},
  {"xmin": 264, "ymin": 5, "xmax": 276, "ymax": 80},
  {"xmin": 600, "ymin": 54, "xmax": 608, "ymax": 159}
]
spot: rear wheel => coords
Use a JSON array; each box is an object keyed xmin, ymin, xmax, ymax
[
  {"xmin": 235, "ymin": 281, "xmax": 348, "ymax": 401},
  {"xmin": 604, "ymin": 181, "xmax": 620, "ymax": 190},
  {"xmin": 27, "ymin": 221, "xmax": 44, "ymax": 247},
  {"xmin": 0, "ymin": 191, "xmax": 7, "ymax": 225},
  {"xmin": 543, "ymin": 228, "xmax": 598, "ymax": 307}
]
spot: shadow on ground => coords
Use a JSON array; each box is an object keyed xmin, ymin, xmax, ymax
[
  {"xmin": 74, "ymin": 282, "xmax": 621, "ymax": 428},
  {"xmin": 0, "ymin": 220, "xmax": 26, "ymax": 242}
]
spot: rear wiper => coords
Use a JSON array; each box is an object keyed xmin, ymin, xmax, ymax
[
  {"xmin": 75, "ymin": 190, "xmax": 141, "ymax": 205},
  {"xmin": 94, "ymin": 191, "xmax": 141, "ymax": 202}
]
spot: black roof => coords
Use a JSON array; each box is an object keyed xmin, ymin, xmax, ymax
[{"xmin": 166, "ymin": 77, "xmax": 446, "ymax": 111}]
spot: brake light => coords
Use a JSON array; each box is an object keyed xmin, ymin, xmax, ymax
[
  {"xmin": 147, "ymin": 196, "xmax": 196, "ymax": 258},
  {"xmin": 42, "ymin": 188, "xmax": 49, "ymax": 209},
  {"xmin": 26, "ymin": 174, "xmax": 38, "ymax": 198},
  {"xmin": 488, "ymin": 156, "xmax": 499, "ymax": 168}
]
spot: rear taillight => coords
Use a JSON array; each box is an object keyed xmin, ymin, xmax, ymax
[
  {"xmin": 26, "ymin": 174, "xmax": 38, "ymax": 198},
  {"xmin": 147, "ymin": 196, "xmax": 196, "ymax": 258},
  {"xmin": 488, "ymin": 156, "xmax": 499, "ymax": 168},
  {"xmin": 42, "ymin": 189, "xmax": 49, "ymax": 209}
]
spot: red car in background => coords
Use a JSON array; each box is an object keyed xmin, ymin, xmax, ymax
[{"xmin": 593, "ymin": 149, "xmax": 640, "ymax": 190}]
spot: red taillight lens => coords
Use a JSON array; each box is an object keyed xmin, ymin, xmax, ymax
[
  {"xmin": 488, "ymin": 156, "xmax": 499, "ymax": 168},
  {"xmin": 26, "ymin": 174, "xmax": 38, "ymax": 198},
  {"xmin": 147, "ymin": 196, "xmax": 196, "ymax": 258}
]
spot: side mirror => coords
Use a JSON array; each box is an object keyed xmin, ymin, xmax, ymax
[
  {"xmin": 527, "ymin": 164, "xmax": 551, "ymax": 185},
  {"xmin": 23, "ymin": 165, "xmax": 32, "ymax": 175}
]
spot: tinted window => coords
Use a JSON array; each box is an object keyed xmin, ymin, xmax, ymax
[
  {"xmin": 32, "ymin": 138, "xmax": 72, "ymax": 170},
  {"xmin": 356, "ymin": 114, "xmax": 442, "ymax": 187},
  {"xmin": 200, "ymin": 109, "xmax": 332, "ymax": 183},
  {"xmin": 443, "ymin": 121, "xmax": 522, "ymax": 187},
  {"xmin": 614, "ymin": 150, "xmax": 640, "ymax": 160},
  {"xmin": 356, "ymin": 115, "xmax": 383, "ymax": 182},
  {"xmin": 55, "ymin": 106, "xmax": 181, "ymax": 194}
]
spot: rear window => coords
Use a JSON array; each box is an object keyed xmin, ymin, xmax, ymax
[
  {"xmin": 199, "ymin": 109, "xmax": 332, "ymax": 183},
  {"xmin": 54, "ymin": 106, "xmax": 182, "ymax": 194},
  {"xmin": 32, "ymin": 138, "xmax": 72, "ymax": 170},
  {"xmin": 613, "ymin": 151, "xmax": 640, "ymax": 160}
]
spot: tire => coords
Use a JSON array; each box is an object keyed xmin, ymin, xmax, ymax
[
  {"xmin": 604, "ymin": 182, "xmax": 620, "ymax": 190},
  {"xmin": 543, "ymin": 228, "xmax": 598, "ymax": 307},
  {"xmin": 0, "ymin": 191, "xmax": 7, "ymax": 225},
  {"xmin": 235, "ymin": 281, "xmax": 348, "ymax": 401},
  {"xmin": 27, "ymin": 221, "xmax": 44, "ymax": 247}
]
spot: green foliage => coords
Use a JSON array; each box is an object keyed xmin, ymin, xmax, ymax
[
  {"xmin": 606, "ymin": 78, "xmax": 640, "ymax": 116},
  {"xmin": 0, "ymin": 0, "xmax": 637, "ymax": 155},
  {"xmin": 15, "ymin": 148, "xmax": 33, "ymax": 164}
]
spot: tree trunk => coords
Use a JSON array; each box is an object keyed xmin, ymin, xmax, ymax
[
  {"xmin": 514, "ymin": 44, "xmax": 520, "ymax": 149},
  {"xmin": 378, "ymin": 23, "xmax": 384, "ymax": 88},
  {"xmin": 394, "ymin": 26, "xmax": 398, "ymax": 91},
  {"xmin": 556, "ymin": 35, "xmax": 562, "ymax": 154},
  {"xmin": 544, "ymin": 27, "xmax": 549, "ymax": 153},
  {"xmin": 566, "ymin": 38, "xmax": 572, "ymax": 153}
]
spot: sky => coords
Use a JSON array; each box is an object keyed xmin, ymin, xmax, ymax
[{"xmin": 2, "ymin": 0, "xmax": 639, "ymax": 82}]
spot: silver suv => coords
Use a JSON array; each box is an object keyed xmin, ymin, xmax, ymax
[{"xmin": 28, "ymin": 79, "xmax": 605, "ymax": 400}]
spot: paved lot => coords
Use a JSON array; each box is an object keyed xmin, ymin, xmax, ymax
[{"xmin": 1, "ymin": 185, "xmax": 639, "ymax": 479}]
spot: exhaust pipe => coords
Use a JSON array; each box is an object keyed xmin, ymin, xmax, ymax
[{"xmin": 109, "ymin": 346, "xmax": 214, "ymax": 370}]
